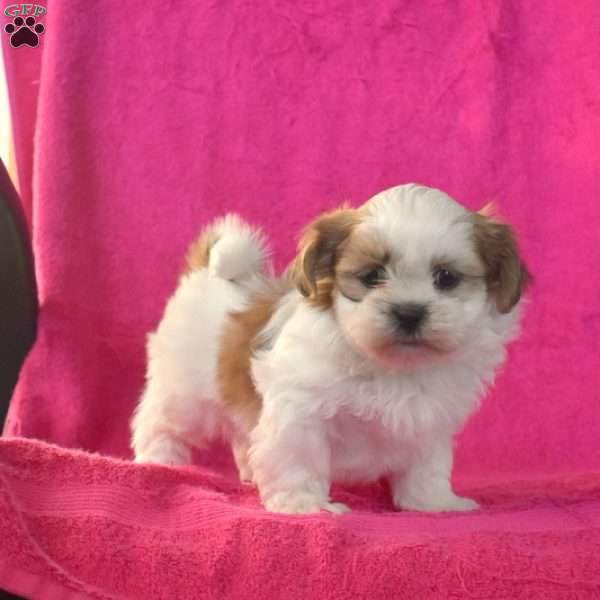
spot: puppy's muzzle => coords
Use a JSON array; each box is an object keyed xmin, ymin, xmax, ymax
[{"xmin": 390, "ymin": 303, "xmax": 428, "ymax": 336}]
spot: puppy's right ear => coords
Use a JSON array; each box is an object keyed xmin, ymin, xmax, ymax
[{"xmin": 293, "ymin": 206, "xmax": 359, "ymax": 308}]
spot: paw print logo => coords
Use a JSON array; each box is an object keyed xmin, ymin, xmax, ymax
[{"xmin": 4, "ymin": 16, "xmax": 45, "ymax": 48}]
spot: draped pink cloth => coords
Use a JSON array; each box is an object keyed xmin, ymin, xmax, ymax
[{"xmin": 2, "ymin": 2, "xmax": 600, "ymax": 597}]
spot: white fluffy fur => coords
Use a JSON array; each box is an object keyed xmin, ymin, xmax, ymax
[
  {"xmin": 131, "ymin": 185, "xmax": 523, "ymax": 515},
  {"xmin": 207, "ymin": 214, "xmax": 270, "ymax": 283}
]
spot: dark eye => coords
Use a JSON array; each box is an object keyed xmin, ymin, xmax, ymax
[
  {"xmin": 433, "ymin": 268, "xmax": 461, "ymax": 290},
  {"xmin": 359, "ymin": 266, "xmax": 386, "ymax": 288}
]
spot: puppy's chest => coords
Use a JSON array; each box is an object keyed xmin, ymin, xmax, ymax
[{"xmin": 324, "ymin": 375, "xmax": 465, "ymax": 481}]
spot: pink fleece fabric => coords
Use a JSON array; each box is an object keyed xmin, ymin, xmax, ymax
[
  {"xmin": 2, "ymin": 438, "xmax": 600, "ymax": 600},
  {"xmin": 2, "ymin": 1, "xmax": 600, "ymax": 597}
]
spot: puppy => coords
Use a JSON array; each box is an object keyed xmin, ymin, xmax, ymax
[{"xmin": 131, "ymin": 184, "xmax": 530, "ymax": 514}]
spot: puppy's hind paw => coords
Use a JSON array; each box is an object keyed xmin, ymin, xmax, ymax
[
  {"xmin": 323, "ymin": 501, "xmax": 351, "ymax": 515},
  {"xmin": 134, "ymin": 436, "xmax": 191, "ymax": 467}
]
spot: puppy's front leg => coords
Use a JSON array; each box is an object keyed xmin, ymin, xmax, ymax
[
  {"xmin": 249, "ymin": 393, "xmax": 349, "ymax": 515},
  {"xmin": 391, "ymin": 437, "xmax": 479, "ymax": 512}
]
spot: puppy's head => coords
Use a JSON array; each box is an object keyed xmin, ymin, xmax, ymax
[{"xmin": 293, "ymin": 184, "xmax": 530, "ymax": 369}]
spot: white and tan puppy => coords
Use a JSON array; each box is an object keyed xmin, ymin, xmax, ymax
[{"xmin": 131, "ymin": 184, "xmax": 530, "ymax": 514}]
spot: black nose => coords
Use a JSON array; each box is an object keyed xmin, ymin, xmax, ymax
[{"xmin": 390, "ymin": 303, "xmax": 427, "ymax": 335}]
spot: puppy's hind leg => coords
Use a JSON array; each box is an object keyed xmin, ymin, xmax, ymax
[
  {"xmin": 130, "ymin": 389, "xmax": 194, "ymax": 466},
  {"xmin": 231, "ymin": 437, "xmax": 252, "ymax": 483},
  {"xmin": 131, "ymin": 385, "xmax": 222, "ymax": 467}
]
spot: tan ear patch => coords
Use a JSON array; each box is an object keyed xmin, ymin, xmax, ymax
[
  {"xmin": 293, "ymin": 206, "xmax": 360, "ymax": 308},
  {"xmin": 473, "ymin": 210, "xmax": 531, "ymax": 313}
]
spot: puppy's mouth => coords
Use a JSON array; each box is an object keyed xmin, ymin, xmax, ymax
[
  {"xmin": 386, "ymin": 335, "xmax": 441, "ymax": 352},
  {"xmin": 395, "ymin": 339, "xmax": 440, "ymax": 352},
  {"xmin": 398, "ymin": 338, "xmax": 427, "ymax": 347},
  {"xmin": 378, "ymin": 336, "xmax": 448, "ymax": 356}
]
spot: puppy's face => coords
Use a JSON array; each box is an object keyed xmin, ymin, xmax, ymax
[{"xmin": 294, "ymin": 185, "xmax": 530, "ymax": 370}]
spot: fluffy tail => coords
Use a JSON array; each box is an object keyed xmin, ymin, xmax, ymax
[{"xmin": 184, "ymin": 214, "xmax": 270, "ymax": 283}]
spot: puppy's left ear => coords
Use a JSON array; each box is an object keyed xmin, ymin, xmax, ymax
[
  {"xmin": 473, "ymin": 207, "xmax": 531, "ymax": 313},
  {"xmin": 293, "ymin": 206, "xmax": 359, "ymax": 308}
]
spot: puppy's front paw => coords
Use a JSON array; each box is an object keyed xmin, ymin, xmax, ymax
[
  {"xmin": 445, "ymin": 496, "xmax": 479, "ymax": 512},
  {"xmin": 265, "ymin": 491, "xmax": 350, "ymax": 515},
  {"xmin": 395, "ymin": 492, "xmax": 479, "ymax": 513}
]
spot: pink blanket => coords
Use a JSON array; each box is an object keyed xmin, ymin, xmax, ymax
[
  {"xmin": 3, "ymin": 1, "xmax": 600, "ymax": 597},
  {"xmin": 2, "ymin": 438, "xmax": 600, "ymax": 599}
]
